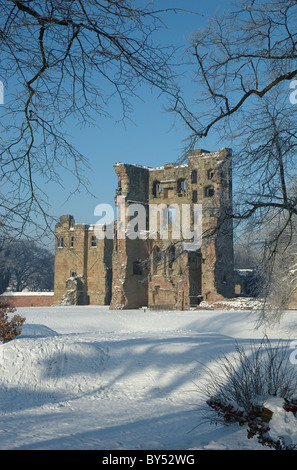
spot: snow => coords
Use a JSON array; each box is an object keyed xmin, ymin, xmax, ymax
[
  {"xmin": 0, "ymin": 305, "xmax": 296, "ymax": 450},
  {"xmin": 263, "ymin": 397, "xmax": 297, "ymax": 448},
  {"xmin": 113, "ymin": 162, "xmax": 189, "ymax": 171},
  {"xmin": 1, "ymin": 292, "xmax": 54, "ymax": 296},
  {"xmin": 198, "ymin": 297, "xmax": 263, "ymax": 310}
]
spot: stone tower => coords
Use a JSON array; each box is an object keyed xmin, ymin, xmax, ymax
[
  {"xmin": 54, "ymin": 148, "xmax": 234, "ymax": 309},
  {"xmin": 109, "ymin": 148, "xmax": 234, "ymax": 309},
  {"xmin": 54, "ymin": 215, "xmax": 113, "ymax": 305}
]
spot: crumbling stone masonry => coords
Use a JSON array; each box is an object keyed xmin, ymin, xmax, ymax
[
  {"xmin": 54, "ymin": 148, "xmax": 234, "ymax": 309},
  {"xmin": 54, "ymin": 215, "xmax": 113, "ymax": 305}
]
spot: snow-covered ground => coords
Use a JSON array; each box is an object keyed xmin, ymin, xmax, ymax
[{"xmin": 0, "ymin": 305, "xmax": 296, "ymax": 450}]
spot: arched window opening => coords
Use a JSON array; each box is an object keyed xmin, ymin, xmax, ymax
[
  {"xmin": 168, "ymin": 207, "xmax": 177, "ymax": 225},
  {"xmin": 133, "ymin": 260, "xmax": 143, "ymax": 275},
  {"xmin": 205, "ymin": 186, "xmax": 214, "ymax": 197},
  {"xmin": 177, "ymin": 178, "xmax": 186, "ymax": 196},
  {"xmin": 207, "ymin": 169, "xmax": 214, "ymax": 180},
  {"xmin": 91, "ymin": 235, "xmax": 97, "ymax": 247},
  {"xmin": 152, "ymin": 180, "xmax": 161, "ymax": 197}
]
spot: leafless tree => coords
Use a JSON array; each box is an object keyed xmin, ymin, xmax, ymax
[
  {"xmin": 0, "ymin": 239, "xmax": 54, "ymax": 293},
  {"xmin": 173, "ymin": 0, "xmax": 297, "ymax": 152},
  {"xmin": 0, "ymin": 0, "xmax": 186, "ymax": 238},
  {"xmin": 171, "ymin": 0, "xmax": 297, "ymax": 321}
]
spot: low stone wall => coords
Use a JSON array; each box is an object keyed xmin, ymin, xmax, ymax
[{"xmin": 1, "ymin": 292, "xmax": 54, "ymax": 307}]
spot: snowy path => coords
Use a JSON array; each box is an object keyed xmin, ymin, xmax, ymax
[{"xmin": 0, "ymin": 306, "xmax": 296, "ymax": 450}]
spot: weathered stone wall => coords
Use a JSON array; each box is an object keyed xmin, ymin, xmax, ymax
[
  {"xmin": 54, "ymin": 215, "xmax": 112, "ymax": 305},
  {"xmin": 54, "ymin": 215, "xmax": 88, "ymax": 305},
  {"xmin": 54, "ymin": 148, "xmax": 235, "ymax": 310},
  {"xmin": 110, "ymin": 163, "xmax": 150, "ymax": 309},
  {"xmin": 110, "ymin": 236, "xmax": 150, "ymax": 309},
  {"xmin": 86, "ymin": 227, "xmax": 113, "ymax": 305},
  {"xmin": 146, "ymin": 147, "xmax": 234, "ymax": 306},
  {"xmin": 188, "ymin": 148, "xmax": 234, "ymax": 301}
]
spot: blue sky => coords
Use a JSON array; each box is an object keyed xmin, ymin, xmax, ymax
[{"xmin": 38, "ymin": 1, "xmax": 235, "ymax": 231}]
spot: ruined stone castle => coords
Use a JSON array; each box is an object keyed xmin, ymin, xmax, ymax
[{"xmin": 54, "ymin": 148, "xmax": 235, "ymax": 309}]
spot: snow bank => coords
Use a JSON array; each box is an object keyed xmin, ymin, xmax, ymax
[
  {"xmin": 0, "ymin": 306, "xmax": 296, "ymax": 450},
  {"xmin": 1, "ymin": 292, "xmax": 54, "ymax": 296},
  {"xmin": 197, "ymin": 297, "xmax": 263, "ymax": 310},
  {"xmin": 264, "ymin": 397, "xmax": 297, "ymax": 449}
]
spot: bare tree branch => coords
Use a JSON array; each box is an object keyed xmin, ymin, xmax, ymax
[{"xmin": 0, "ymin": 0, "xmax": 187, "ymax": 239}]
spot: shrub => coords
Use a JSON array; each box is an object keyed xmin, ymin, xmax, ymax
[
  {"xmin": 206, "ymin": 398, "xmax": 275, "ymax": 448},
  {"xmin": 0, "ymin": 297, "xmax": 26, "ymax": 341},
  {"xmin": 200, "ymin": 336, "xmax": 297, "ymax": 413},
  {"xmin": 198, "ymin": 336, "xmax": 297, "ymax": 449}
]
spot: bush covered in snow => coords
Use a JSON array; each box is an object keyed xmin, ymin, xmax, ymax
[
  {"xmin": 200, "ymin": 336, "xmax": 297, "ymax": 449},
  {"xmin": 0, "ymin": 298, "xmax": 26, "ymax": 342}
]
